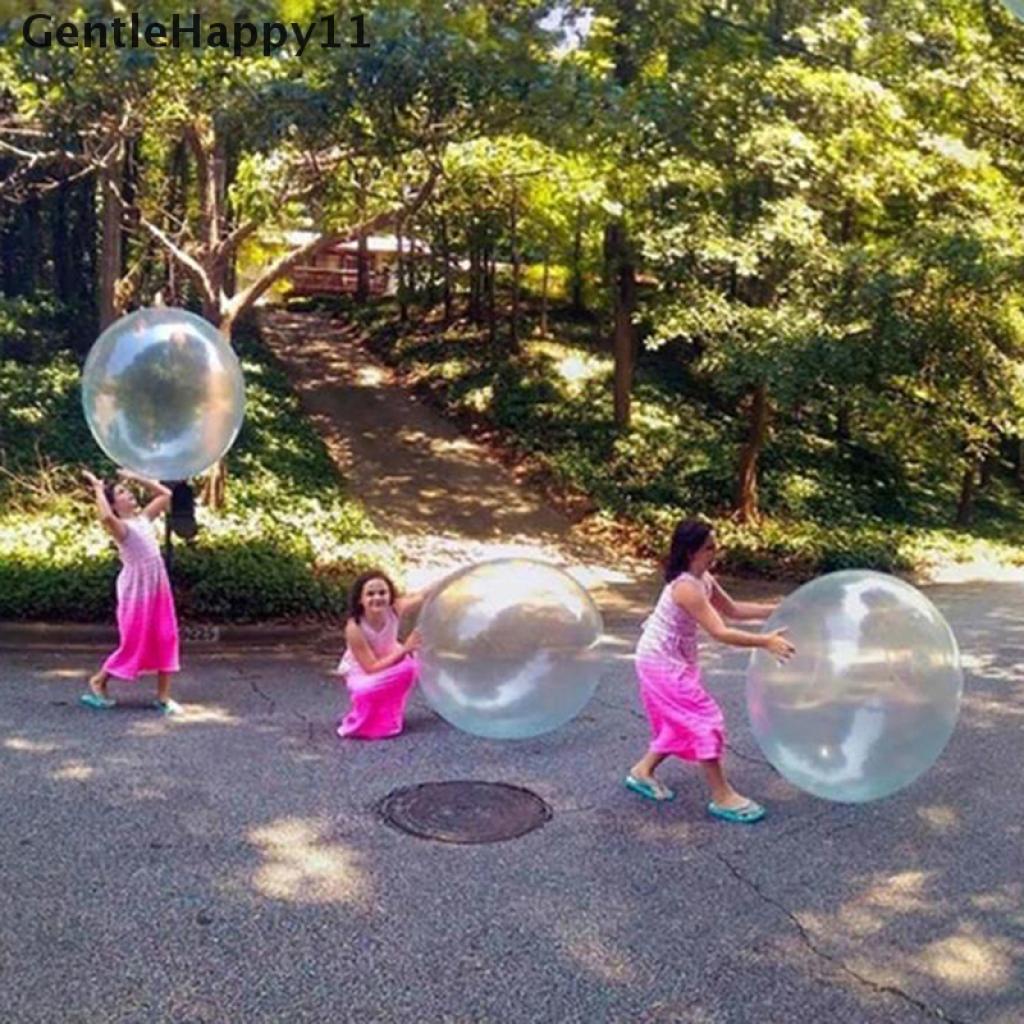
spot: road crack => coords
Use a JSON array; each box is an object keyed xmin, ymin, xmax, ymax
[
  {"xmin": 248, "ymin": 679, "xmax": 275, "ymax": 712},
  {"xmin": 291, "ymin": 709, "xmax": 316, "ymax": 743},
  {"xmin": 591, "ymin": 696, "xmax": 646, "ymax": 721},
  {"xmin": 723, "ymin": 741, "xmax": 771, "ymax": 767},
  {"xmin": 715, "ymin": 853, "xmax": 970, "ymax": 1024}
]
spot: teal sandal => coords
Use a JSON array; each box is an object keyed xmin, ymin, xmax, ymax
[
  {"xmin": 707, "ymin": 800, "xmax": 766, "ymax": 824},
  {"xmin": 153, "ymin": 699, "xmax": 184, "ymax": 716},
  {"xmin": 79, "ymin": 692, "xmax": 115, "ymax": 710},
  {"xmin": 625, "ymin": 774, "xmax": 675, "ymax": 802}
]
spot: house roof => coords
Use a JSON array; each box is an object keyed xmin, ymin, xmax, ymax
[{"xmin": 282, "ymin": 230, "xmax": 430, "ymax": 255}]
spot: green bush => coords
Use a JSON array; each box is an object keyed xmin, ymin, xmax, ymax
[
  {"xmin": 0, "ymin": 295, "xmax": 74, "ymax": 362},
  {"xmin": 0, "ymin": 512, "xmax": 118, "ymax": 621}
]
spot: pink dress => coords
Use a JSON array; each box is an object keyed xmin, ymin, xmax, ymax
[
  {"xmin": 336, "ymin": 608, "xmax": 419, "ymax": 739},
  {"xmin": 102, "ymin": 517, "xmax": 180, "ymax": 680},
  {"xmin": 634, "ymin": 571, "xmax": 725, "ymax": 761}
]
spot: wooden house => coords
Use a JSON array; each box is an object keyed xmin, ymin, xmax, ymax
[{"xmin": 285, "ymin": 231, "xmax": 430, "ymax": 298}]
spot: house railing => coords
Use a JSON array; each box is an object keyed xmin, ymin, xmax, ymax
[{"xmin": 288, "ymin": 266, "xmax": 390, "ymax": 296}]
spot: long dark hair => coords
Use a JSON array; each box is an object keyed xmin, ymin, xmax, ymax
[
  {"xmin": 664, "ymin": 519, "xmax": 713, "ymax": 582},
  {"xmin": 347, "ymin": 569, "xmax": 398, "ymax": 623}
]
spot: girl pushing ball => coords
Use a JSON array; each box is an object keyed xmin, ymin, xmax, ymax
[
  {"xmin": 335, "ymin": 570, "xmax": 431, "ymax": 739},
  {"xmin": 627, "ymin": 519, "xmax": 794, "ymax": 823}
]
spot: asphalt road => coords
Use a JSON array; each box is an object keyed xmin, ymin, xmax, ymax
[{"xmin": 1, "ymin": 579, "xmax": 1021, "ymax": 1024}]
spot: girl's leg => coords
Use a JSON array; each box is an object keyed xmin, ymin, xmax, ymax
[
  {"xmin": 630, "ymin": 750, "xmax": 669, "ymax": 781},
  {"xmin": 156, "ymin": 671, "xmax": 171, "ymax": 703},
  {"xmin": 701, "ymin": 758, "xmax": 754, "ymax": 809},
  {"xmin": 88, "ymin": 669, "xmax": 110, "ymax": 698},
  {"xmin": 153, "ymin": 672, "xmax": 184, "ymax": 714}
]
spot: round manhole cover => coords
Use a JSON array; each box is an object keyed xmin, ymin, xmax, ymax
[{"xmin": 379, "ymin": 781, "xmax": 552, "ymax": 844}]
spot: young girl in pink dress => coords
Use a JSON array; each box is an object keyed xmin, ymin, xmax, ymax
[
  {"xmin": 80, "ymin": 468, "xmax": 182, "ymax": 714},
  {"xmin": 627, "ymin": 519, "xmax": 795, "ymax": 823},
  {"xmin": 335, "ymin": 570, "xmax": 429, "ymax": 739}
]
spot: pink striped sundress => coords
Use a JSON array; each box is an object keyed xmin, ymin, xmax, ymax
[
  {"xmin": 634, "ymin": 571, "xmax": 725, "ymax": 761},
  {"xmin": 102, "ymin": 516, "xmax": 180, "ymax": 680}
]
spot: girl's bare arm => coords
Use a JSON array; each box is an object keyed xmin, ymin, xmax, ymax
[
  {"xmin": 118, "ymin": 469, "xmax": 172, "ymax": 520},
  {"xmin": 709, "ymin": 577, "xmax": 778, "ymax": 622},
  {"xmin": 344, "ymin": 621, "xmax": 421, "ymax": 673},
  {"xmin": 83, "ymin": 470, "xmax": 127, "ymax": 542}
]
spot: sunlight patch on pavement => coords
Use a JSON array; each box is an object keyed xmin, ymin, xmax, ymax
[
  {"xmin": 559, "ymin": 922, "xmax": 637, "ymax": 984},
  {"xmin": 52, "ymin": 759, "xmax": 93, "ymax": 781},
  {"xmin": 803, "ymin": 870, "xmax": 936, "ymax": 939},
  {"xmin": 128, "ymin": 705, "xmax": 240, "ymax": 735},
  {"xmin": 915, "ymin": 805, "xmax": 959, "ymax": 832},
  {"xmin": 249, "ymin": 818, "xmax": 370, "ymax": 906},
  {"xmin": 40, "ymin": 668, "xmax": 90, "ymax": 680},
  {"xmin": 4, "ymin": 737, "xmax": 58, "ymax": 754},
  {"xmin": 969, "ymin": 883, "xmax": 1023, "ymax": 915},
  {"xmin": 917, "ymin": 927, "xmax": 1017, "ymax": 990}
]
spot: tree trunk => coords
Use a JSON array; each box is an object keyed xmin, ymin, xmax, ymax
[
  {"xmin": 162, "ymin": 140, "xmax": 188, "ymax": 306},
  {"xmin": 487, "ymin": 245, "xmax": 497, "ymax": 346},
  {"xmin": 540, "ymin": 252, "xmax": 550, "ymax": 336},
  {"xmin": 223, "ymin": 139, "xmax": 240, "ymax": 298},
  {"xmin": 734, "ymin": 384, "xmax": 769, "ymax": 523},
  {"xmin": 21, "ymin": 196, "xmax": 41, "ymax": 294},
  {"xmin": 53, "ymin": 182, "xmax": 74, "ymax": 300},
  {"xmin": 98, "ymin": 141, "xmax": 125, "ymax": 329},
  {"xmin": 570, "ymin": 201, "xmax": 585, "ymax": 315},
  {"xmin": 198, "ymin": 308, "xmax": 234, "ymax": 509},
  {"xmin": 74, "ymin": 177, "xmax": 99, "ymax": 341},
  {"xmin": 406, "ymin": 223, "xmax": 416, "ymax": 299},
  {"xmin": 189, "ymin": 120, "xmax": 231, "ymax": 509},
  {"xmin": 605, "ymin": 221, "xmax": 637, "ymax": 428},
  {"xmin": 467, "ymin": 241, "xmax": 477, "ymax": 320},
  {"xmin": 0, "ymin": 206, "xmax": 16, "ymax": 296},
  {"xmin": 980, "ymin": 453, "xmax": 997, "ymax": 489},
  {"xmin": 469, "ymin": 227, "xmax": 483, "ymax": 322},
  {"xmin": 397, "ymin": 219, "xmax": 408, "ymax": 323},
  {"xmin": 605, "ymin": 0, "xmax": 639, "ymax": 427},
  {"xmin": 835, "ymin": 402, "xmax": 851, "ymax": 442},
  {"xmin": 956, "ymin": 460, "xmax": 978, "ymax": 527},
  {"xmin": 441, "ymin": 215, "xmax": 453, "ymax": 325},
  {"xmin": 509, "ymin": 191, "xmax": 520, "ymax": 349},
  {"xmin": 202, "ymin": 458, "xmax": 228, "ymax": 510},
  {"xmin": 356, "ymin": 231, "xmax": 369, "ymax": 304}
]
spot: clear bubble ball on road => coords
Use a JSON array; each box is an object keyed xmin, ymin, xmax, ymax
[
  {"xmin": 81, "ymin": 308, "xmax": 245, "ymax": 481},
  {"xmin": 417, "ymin": 559, "xmax": 604, "ymax": 740},
  {"xmin": 746, "ymin": 571, "xmax": 962, "ymax": 803}
]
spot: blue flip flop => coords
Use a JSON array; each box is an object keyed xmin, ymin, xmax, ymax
[
  {"xmin": 625, "ymin": 774, "xmax": 675, "ymax": 802},
  {"xmin": 79, "ymin": 692, "xmax": 115, "ymax": 710},
  {"xmin": 153, "ymin": 699, "xmax": 184, "ymax": 716},
  {"xmin": 707, "ymin": 800, "xmax": 766, "ymax": 824}
]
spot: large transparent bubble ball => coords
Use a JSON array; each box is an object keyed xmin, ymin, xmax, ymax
[
  {"xmin": 746, "ymin": 571, "xmax": 962, "ymax": 803},
  {"xmin": 1003, "ymin": 0, "xmax": 1024, "ymax": 23},
  {"xmin": 418, "ymin": 559, "xmax": 604, "ymax": 740},
  {"xmin": 81, "ymin": 308, "xmax": 245, "ymax": 481}
]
